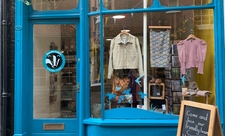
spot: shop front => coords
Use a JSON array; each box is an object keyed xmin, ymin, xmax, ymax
[{"xmin": 14, "ymin": 0, "xmax": 224, "ymax": 136}]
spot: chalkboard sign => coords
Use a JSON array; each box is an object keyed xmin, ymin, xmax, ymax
[{"xmin": 177, "ymin": 100, "xmax": 223, "ymax": 136}]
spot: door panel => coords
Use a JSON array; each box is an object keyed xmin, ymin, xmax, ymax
[{"xmin": 31, "ymin": 23, "xmax": 79, "ymax": 135}]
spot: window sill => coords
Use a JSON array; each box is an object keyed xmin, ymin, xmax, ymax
[{"xmin": 83, "ymin": 118, "xmax": 179, "ymax": 126}]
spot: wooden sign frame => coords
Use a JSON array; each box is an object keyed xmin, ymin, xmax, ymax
[{"xmin": 177, "ymin": 100, "xmax": 223, "ymax": 136}]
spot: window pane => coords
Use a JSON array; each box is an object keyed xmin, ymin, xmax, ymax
[
  {"xmin": 89, "ymin": 0, "xmax": 213, "ymax": 12},
  {"xmin": 89, "ymin": 0, "xmax": 153, "ymax": 11},
  {"xmin": 89, "ymin": 0, "xmax": 100, "ymax": 12},
  {"xmin": 32, "ymin": 0, "xmax": 78, "ymax": 11},
  {"xmin": 33, "ymin": 24, "xmax": 77, "ymax": 118},
  {"xmin": 101, "ymin": 9, "xmax": 215, "ymax": 115},
  {"xmin": 104, "ymin": 13, "xmax": 144, "ymax": 109},
  {"xmin": 89, "ymin": 16, "xmax": 102, "ymax": 118},
  {"xmin": 103, "ymin": 0, "xmax": 145, "ymax": 10},
  {"xmin": 160, "ymin": 0, "xmax": 212, "ymax": 6}
]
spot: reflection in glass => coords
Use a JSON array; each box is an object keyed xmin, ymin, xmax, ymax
[
  {"xmin": 103, "ymin": 0, "xmax": 145, "ymax": 10},
  {"xmin": 89, "ymin": 0, "xmax": 153, "ymax": 11},
  {"xmin": 89, "ymin": 16, "xmax": 103, "ymax": 118},
  {"xmin": 160, "ymin": 0, "xmax": 212, "ymax": 6},
  {"xmin": 89, "ymin": 0, "xmax": 212, "ymax": 12},
  {"xmin": 33, "ymin": 24, "xmax": 76, "ymax": 118},
  {"xmin": 88, "ymin": 0, "xmax": 212, "ymax": 12},
  {"xmin": 89, "ymin": 0, "xmax": 100, "ymax": 12},
  {"xmin": 32, "ymin": 0, "xmax": 78, "ymax": 11}
]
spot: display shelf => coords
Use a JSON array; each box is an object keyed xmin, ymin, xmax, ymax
[
  {"xmin": 164, "ymin": 44, "xmax": 182, "ymax": 114},
  {"xmin": 60, "ymin": 42, "xmax": 76, "ymax": 118}
]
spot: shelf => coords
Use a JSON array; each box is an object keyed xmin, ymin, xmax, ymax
[
  {"xmin": 61, "ymin": 53, "xmax": 76, "ymax": 112},
  {"xmin": 61, "ymin": 98, "xmax": 75, "ymax": 101},
  {"xmin": 62, "ymin": 50, "xmax": 76, "ymax": 52},
  {"xmin": 61, "ymin": 69, "xmax": 76, "ymax": 73},
  {"xmin": 61, "ymin": 82, "xmax": 75, "ymax": 85}
]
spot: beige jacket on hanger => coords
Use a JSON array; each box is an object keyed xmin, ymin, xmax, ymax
[{"xmin": 107, "ymin": 33, "xmax": 144, "ymax": 79}]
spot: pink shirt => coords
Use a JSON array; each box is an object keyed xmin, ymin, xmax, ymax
[{"xmin": 177, "ymin": 38, "xmax": 207, "ymax": 74}]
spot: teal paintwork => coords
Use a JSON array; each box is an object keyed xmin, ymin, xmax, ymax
[{"xmin": 14, "ymin": 0, "xmax": 225, "ymax": 135}]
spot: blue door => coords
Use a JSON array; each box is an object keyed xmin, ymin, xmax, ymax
[{"xmin": 29, "ymin": 20, "xmax": 80, "ymax": 136}]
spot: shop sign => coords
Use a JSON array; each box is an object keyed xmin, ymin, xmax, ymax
[
  {"xmin": 177, "ymin": 100, "xmax": 223, "ymax": 136},
  {"xmin": 42, "ymin": 50, "xmax": 65, "ymax": 73}
]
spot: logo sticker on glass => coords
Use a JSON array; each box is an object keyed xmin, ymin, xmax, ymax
[{"xmin": 42, "ymin": 50, "xmax": 65, "ymax": 73}]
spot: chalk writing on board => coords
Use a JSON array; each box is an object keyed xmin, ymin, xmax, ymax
[{"xmin": 181, "ymin": 106, "xmax": 210, "ymax": 136}]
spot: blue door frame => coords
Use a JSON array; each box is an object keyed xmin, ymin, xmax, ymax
[
  {"xmin": 14, "ymin": 0, "xmax": 89, "ymax": 135},
  {"xmin": 14, "ymin": 16, "xmax": 83, "ymax": 136},
  {"xmin": 32, "ymin": 20, "xmax": 80, "ymax": 136}
]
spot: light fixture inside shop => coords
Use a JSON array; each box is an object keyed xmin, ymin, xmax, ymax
[
  {"xmin": 112, "ymin": 15, "xmax": 125, "ymax": 19},
  {"xmin": 166, "ymin": 10, "xmax": 181, "ymax": 14},
  {"xmin": 106, "ymin": 39, "xmax": 112, "ymax": 41}
]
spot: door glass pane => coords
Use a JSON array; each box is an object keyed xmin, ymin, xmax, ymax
[
  {"xmin": 33, "ymin": 24, "xmax": 76, "ymax": 118},
  {"xmin": 32, "ymin": 0, "xmax": 78, "ymax": 11}
]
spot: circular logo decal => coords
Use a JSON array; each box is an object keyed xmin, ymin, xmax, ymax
[{"xmin": 42, "ymin": 50, "xmax": 65, "ymax": 72}]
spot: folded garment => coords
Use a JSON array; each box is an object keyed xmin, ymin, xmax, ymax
[{"xmin": 196, "ymin": 90, "xmax": 212, "ymax": 96}]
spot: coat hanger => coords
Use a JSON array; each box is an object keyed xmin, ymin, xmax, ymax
[
  {"xmin": 149, "ymin": 21, "xmax": 172, "ymax": 29},
  {"xmin": 186, "ymin": 29, "xmax": 197, "ymax": 40},
  {"xmin": 120, "ymin": 26, "xmax": 130, "ymax": 36},
  {"xmin": 120, "ymin": 30, "xmax": 129, "ymax": 36}
]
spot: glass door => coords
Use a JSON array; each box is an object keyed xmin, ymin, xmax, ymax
[{"xmin": 31, "ymin": 22, "xmax": 79, "ymax": 135}]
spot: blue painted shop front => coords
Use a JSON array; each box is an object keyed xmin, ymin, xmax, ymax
[{"xmin": 14, "ymin": 0, "xmax": 225, "ymax": 136}]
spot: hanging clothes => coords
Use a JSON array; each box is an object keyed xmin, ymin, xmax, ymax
[
  {"xmin": 150, "ymin": 29, "xmax": 171, "ymax": 67},
  {"xmin": 108, "ymin": 33, "xmax": 144, "ymax": 79},
  {"xmin": 129, "ymin": 70, "xmax": 143, "ymax": 106},
  {"xmin": 177, "ymin": 38, "xmax": 207, "ymax": 74}
]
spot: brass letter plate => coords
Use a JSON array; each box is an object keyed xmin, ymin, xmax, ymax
[{"xmin": 43, "ymin": 123, "xmax": 65, "ymax": 130}]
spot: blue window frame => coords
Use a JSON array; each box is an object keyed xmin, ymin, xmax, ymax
[{"xmin": 87, "ymin": 0, "xmax": 224, "ymax": 128}]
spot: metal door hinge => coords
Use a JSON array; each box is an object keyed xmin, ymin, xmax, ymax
[{"xmin": 76, "ymin": 83, "xmax": 80, "ymax": 92}]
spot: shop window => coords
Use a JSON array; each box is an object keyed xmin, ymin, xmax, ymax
[
  {"xmin": 89, "ymin": 8, "xmax": 215, "ymax": 118},
  {"xmin": 33, "ymin": 24, "xmax": 76, "ymax": 118},
  {"xmin": 32, "ymin": 0, "xmax": 78, "ymax": 11}
]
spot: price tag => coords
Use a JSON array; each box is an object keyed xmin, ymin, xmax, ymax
[{"xmin": 162, "ymin": 104, "xmax": 166, "ymax": 111}]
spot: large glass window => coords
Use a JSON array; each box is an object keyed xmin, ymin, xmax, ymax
[
  {"xmin": 32, "ymin": 0, "xmax": 78, "ymax": 11},
  {"xmin": 89, "ymin": 7, "xmax": 215, "ymax": 118}
]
